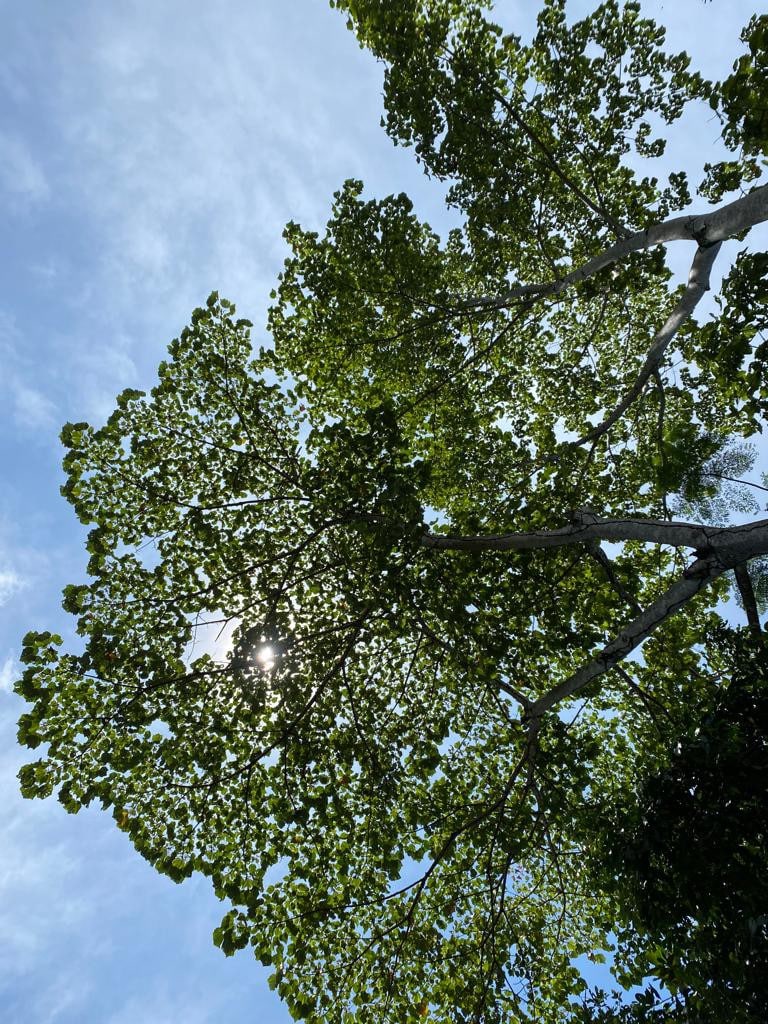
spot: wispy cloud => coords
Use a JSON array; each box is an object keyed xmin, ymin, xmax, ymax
[
  {"xmin": 0, "ymin": 654, "xmax": 17, "ymax": 692},
  {"xmin": 0, "ymin": 312, "xmax": 60, "ymax": 437},
  {"xmin": 103, "ymin": 989, "xmax": 219, "ymax": 1024},
  {"xmin": 0, "ymin": 0, "xmax": 426, "ymax": 445},
  {"xmin": 0, "ymin": 131, "xmax": 50, "ymax": 203},
  {"xmin": 65, "ymin": 329, "xmax": 138, "ymax": 425},
  {"xmin": 27, "ymin": 973, "xmax": 93, "ymax": 1024},
  {"xmin": 45, "ymin": 0, "xmax": 430, "ymax": 328},
  {"xmin": 0, "ymin": 732, "xmax": 80, "ymax": 979},
  {"xmin": 12, "ymin": 382, "xmax": 58, "ymax": 431},
  {"xmin": 0, "ymin": 569, "xmax": 25, "ymax": 608}
]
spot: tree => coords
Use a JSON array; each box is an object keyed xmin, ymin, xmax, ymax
[
  {"xmin": 596, "ymin": 626, "xmax": 768, "ymax": 1023},
  {"xmin": 15, "ymin": 2, "xmax": 768, "ymax": 1021}
]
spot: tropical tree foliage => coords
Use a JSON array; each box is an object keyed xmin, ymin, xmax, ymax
[
  {"xmin": 597, "ymin": 627, "xmax": 768, "ymax": 1023},
  {"xmin": 16, "ymin": 2, "xmax": 768, "ymax": 1021}
]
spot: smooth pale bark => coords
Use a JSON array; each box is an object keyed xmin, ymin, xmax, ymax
[
  {"xmin": 423, "ymin": 515, "xmax": 768, "ymax": 717},
  {"xmin": 437, "ymin": 188, "xmax": 768, "ymax": 454},
  {"xmin": 422, "ymin": 513, "xmax": 768, "ymax": 555},
  {"xmin": 528, "ymin": 521, "xmax": 768, "ymax": 717},
  {"xmin": 574, "ymin": 240, "xmax": 721, "ymax": 446},
  {"xmin": 450, "ymin": 183, "xmax": 768, "ymax": 311},
  {"xmin": 528, "ymin": 550, "xmax": 733, "ymax": 718}
]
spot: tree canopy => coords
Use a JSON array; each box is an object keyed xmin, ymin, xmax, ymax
[{"xmin": 16, "ymin": 2, "xmax": 768, "ymax": 1021}]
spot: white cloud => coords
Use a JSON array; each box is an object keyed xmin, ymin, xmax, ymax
[
  {"xmin": 0, "ymin": 131, "xmax": 50, "ymax": 203},
  {"xmin": 47, "ymin": 0, "xmax": 421, "ymax": 320},
  {"xmin": 0, "ymin": 60, "xmax": 30, "ymax": 104},
  {"xmin": 12, "ymin": 381, "xmax": 58, "ymax": 431},
  {"xmin": 0, "ymin": 0, "xmax": 449, "ymax": 459},
  {"xmin": 0, "ymin": 723, "xmax": 117, "ymax": 985},
  {"xmin": 0, "ymin": 312, "xmax": 60, "ymax": 435},
  {"xmin": 0, "ymin": 569, "xmax": 24, "ymax": 608},
  {"xmin": 33, "ymin": 973, "xmax": 93, "ymax": 1024},
  {"xmin": 0, "ymin": 654, "xmax": 17, "ymax": 692},
  {"xmin": 29, "ymin": 257, "xmax": 61, "ymax": 283},
  {"xmin": 104, "ymin": 990, "xmax": 218, "ymax": 1024}
]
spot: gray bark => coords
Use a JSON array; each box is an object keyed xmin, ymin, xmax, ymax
[
  {"xmin": 422, "ymin": 513, "xmax": 768, "ymax": 556},
  {"xmin": 528, "ymin": 522, "xmax": 768, "ymax": 717},
  {"xmin": 573, "ymin": 241, "xmax": 721, "ymax": 446},
  {"xmin": 452, "ymin": 183, "xmax": 767, "ymax": 311},
  {"xmin": 422, "ymin": 515, "xmax": 768, "ymax": 717}
]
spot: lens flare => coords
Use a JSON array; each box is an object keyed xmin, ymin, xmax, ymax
[{"xmin": 254, "ymin": 644, "xmax": 276, "ymax": 671}]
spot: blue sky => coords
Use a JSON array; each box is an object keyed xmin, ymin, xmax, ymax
[{"xmin": 0, "ymin": 2, "xmax": 764, "ymax": 1022}]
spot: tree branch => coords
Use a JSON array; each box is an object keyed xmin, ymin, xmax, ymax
[
  {"xmin": 493, "ymin": 88, "xmax": 630, "ymax": 239},
  {"xmin": 529, "ymin": 523, "xmax": 768, "ymax": 718},
  {"xmin": 528, "ymin": 552, "xmax": 730, "ymax": 718},
  {"xmin": 445, "ymin": 183, "xmax": 767, "ymax": 313},
  {"xmin": 571, "ymin": 240, "xmax": 721, "ymax": 447},
  {"xmin": 586, "ymin": 540, "xmax": 643, "ymax": 615},
  {"xmin": 422, "ymin": 515, "xmax": 768, "ymax": 715},
  {"xmin": 422, "ymin": 512, "xmax": 768, "ymax": 555},
  {"xmin": 704, "ymin": 472, "xmax": 768, "ymax": 494},
  {"xmin": 615, "ymin": 664, "xmax": 672, "ymax": 726},
  {"xmin": 734, "ymin": 563, "xmax": 762, "ymax": 637}
]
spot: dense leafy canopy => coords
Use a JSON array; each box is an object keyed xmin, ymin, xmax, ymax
[
  {"xmin": 16, "ymin": 2, "xmax": 768, "ymax": 1022},
  {"xmin": 597, "ymin": 628, "xmax": 768, "ymax": 1021}
]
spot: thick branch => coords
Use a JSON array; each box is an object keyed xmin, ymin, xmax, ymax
[
  {"xmin": 528, "ymin": 554, "xmax": 728, "ymax": 718},
  {"xmin": 422, "ymin": 513, "xmax": 768, "ymax": 555},
  {"xmin": 572, "ymin": 240, "xmax": 721, "ymax": 446},
  {"xmin": 422, "ymin": 515, "xmax": 768, "ymax": 713},
  {"xmin": 449, "ymin": 183, "xmax": 767, "ymax": 312},
  {"xmin": 734, "ymin": 563, "xmax": 762, "ymax": 637},
  {"xmin": 528, "ymin": 522, "xmax": 768, "ymax": 718}
]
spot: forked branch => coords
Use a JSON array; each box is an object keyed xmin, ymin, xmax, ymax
[
  {"xmin": 529, "ymin": 528, "xmax": 768, "ymax": 718},
  {"xmin": 448, "ymin": 183, "xmax": 767, "ymax": 312},
  {"xmin": 571, "ymin": 240, "xmax": 721, "ymax": 447},
  {"xmin": 422, "ymin": 515, "xmax": 768, "ymax": 717}
]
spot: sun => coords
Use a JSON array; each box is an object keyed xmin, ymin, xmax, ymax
[{"xmin": 253, "ymin": 644, "xmax": 276, "ymax": 671}]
